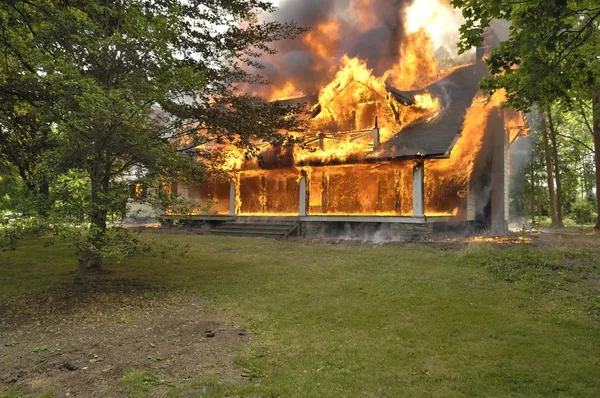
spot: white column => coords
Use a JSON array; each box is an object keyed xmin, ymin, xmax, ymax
[
  {"xmin": 372, "ymin": 127, "xmax": 380, "ymax": 151},
  {"xmin": 413, "ymin": 160, "xmax": 425, "ymax": 217},
  {"xmin": 229, "ymin": 180, "xmax": 236, "ymax": 216},
  {"xmin": 299, "ymin": 176, "xmax": 307, "ymax": 216}
]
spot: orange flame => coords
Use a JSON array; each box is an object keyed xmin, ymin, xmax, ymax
[
  {"xmin": 425, "ymin": 90, "xmax": 506, "ymax": 215},
  {"xmin": 175, "ymin": 1, "xmax": 517, "ymax": 220}
]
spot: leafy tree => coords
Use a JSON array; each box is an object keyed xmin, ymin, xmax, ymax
[
  {"xmin": 0, "ymin": 0, "xmax": 307, "ymax": 276},
  {"xmin": 451, "ymin": 0, "xmax": 600, "ymax": 229},
  {"xmin": 0, "ymin": 55, "xmax": 55, "ymax": 208},
  {"xmin": 0, "ymin": 166, "xmax": 24, "ymax": 213}
]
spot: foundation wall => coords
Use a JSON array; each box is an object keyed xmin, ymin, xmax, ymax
[{"xmin": 298, "ymin": 221, "xmax": 433, "ymax": 242}]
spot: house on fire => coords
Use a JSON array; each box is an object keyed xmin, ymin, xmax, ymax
[{"xmin": 159, "ymin": 42, "xmax": 528, "ymax": 240}]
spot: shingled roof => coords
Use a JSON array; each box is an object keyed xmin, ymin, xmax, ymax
[
  {"xmin": 261, "ymin": 61, "xmax": 487, "ymax": 168},
  {"xmin": 369, "ymin": 63, "xmax": 486, "ymax": 161}
]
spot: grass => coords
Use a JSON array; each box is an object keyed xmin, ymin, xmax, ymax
[
  {"xmin": 1, "ymin": 234, "xmax": 600, "ymax": 397},
  {"xmin": 121, "ymin": 371, "xmax": 163, "ymax": 397}
]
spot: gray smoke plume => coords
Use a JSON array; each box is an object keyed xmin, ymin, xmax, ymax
[
  {"xmin": 489, "ymin": 19, "xmax": 511, "ymax": 42},
  {"xmin": 255, "ymin": 0, "xmax": 412, "ymax": 100}
]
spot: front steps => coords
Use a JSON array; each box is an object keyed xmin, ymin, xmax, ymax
[{"xmin": 211, "ymin": 220, "xmax": 299, "ymax": 238}]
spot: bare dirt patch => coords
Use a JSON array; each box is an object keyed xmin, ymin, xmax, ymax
[
  {"xmin": 0, "ymin": 280, "xmax": 250, "ymax": 397},
  {"xmin": 533, "ymin": 228, "xmax": 600, "ymax": 249}
]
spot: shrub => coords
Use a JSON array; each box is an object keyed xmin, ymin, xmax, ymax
[{"xmin": 569, "ymin": 200, "xmax": 596, "ymax": 225}]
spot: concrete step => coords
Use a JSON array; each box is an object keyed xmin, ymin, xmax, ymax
[
  {"xmin": 211, "ymin": 229, "xmax": 288, "ymax": 238},
  {"xmin": 219, "ymin": 223, "xmax": 294, "ymax": 231},
  {"xmin": 222, "ymin": 220, "xmax": 297, "ymax": 226},
  {"xmin": 213, "ymin": 221, "xmax": 298, "ymax": 238}
]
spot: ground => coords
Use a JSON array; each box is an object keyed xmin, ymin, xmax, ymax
[{"xmin": 1, "ymin": 230, "xmax": 600, "ymax": 397}]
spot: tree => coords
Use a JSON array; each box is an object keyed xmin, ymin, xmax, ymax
[
  {"xmin": 0, "ymin": 56, "xmax": 55, "ymax": 207},
  {"xmin": 550, "ymin": 101, "xmax": 596, "ymax": 208},
  {"xmin": 546, "ymin": 106, "xmax": 565, "ymax": 227},
  {"xmin": 540, "ymin": 111, "xmax": 558, "ymax": 226},
  {"xmin": 594, "ymin": 90, "xmax": 600, "ymax": 229},
  {"xmin": 0, "ymin": 0, "xmax": 307, "ymax": 275},
  {"xmin": 451, "ymin": 0, "xmax": 600, "ymax": 229}
]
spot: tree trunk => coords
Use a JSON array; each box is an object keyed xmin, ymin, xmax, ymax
[
  {"xmin": 530, "ymin": 157, "xmax": 536, "ymax": 225},
  {"xmin": 88, "ymin": 159, "xmax": 111, "ymax": 270},
  {"xmin": 546, "ymin": 106, "xmax": 564, "ymax": 228},
  {"xmin": 541, "ymin": 111, "xmax": 557, "ymax": 227},
  {"xmin": 37, "ymin": 177, "xmax": 50, "ymax": 217},
  {"xmin": 76, "ymin": 255, "xmax": 89, "ymax": 283},
  {"xmin": 593, "ymin": 89, "xmax": 600, "ymax": 231}
]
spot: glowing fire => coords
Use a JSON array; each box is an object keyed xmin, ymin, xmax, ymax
[
  {"xmin": 385, "ymin": 30, "xmax": 441, "ymax": 90},
  {"xmin": 467, "ymin": 236, "xmax": 531, "ymax": 244},
  {"xmin": 174, "ymin": 0, "xmax": 519, "ymax": 220},
  {"xmin": 300, "ymin": 20, "xmax": 341, "ymax": 70},
  {"xmin": 404, "ymin": 0, "xmax": 465, "ymax": 53},
  {"xmin": 295, "ymin": 29, "xmax": 444, "ymax": 166},
  {"xmin": 228, "ymin": 1, "xmax": 460, "ymax": 170},
  {"xmin": 442, "ymin": 236, "xmax": 531, "ymax": 244},
  {"xmin": 425, "ymin": 90, "xmax": 506, "ymax": 215},
  {"xmin": 267, "ymin": 80, "xmax": 305, "ymax": 102},
  {"xmin": 504, "ymin": 109, "xmax": 529, "ymax": 143}
]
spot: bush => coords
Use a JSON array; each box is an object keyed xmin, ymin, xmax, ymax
[{"xmin": 569, "ymin": 200, "xmax": 596, "ymax": 225}]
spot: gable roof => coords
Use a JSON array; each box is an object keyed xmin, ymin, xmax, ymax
[{"xmin": 370, "ymin": 63, "xmax": 485, "ymax": 161}]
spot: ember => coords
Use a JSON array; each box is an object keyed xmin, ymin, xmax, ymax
[{"xmin": 467, "ymin": 236, "xmax": 532, "ymax": 244}]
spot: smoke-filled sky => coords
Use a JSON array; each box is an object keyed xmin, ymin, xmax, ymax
[{"xmin": 251, "ymin": 0, "xmax": 468, "ymax": 100}]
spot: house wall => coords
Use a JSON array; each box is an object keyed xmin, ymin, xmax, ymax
[{"xmin": 491, "ymin": 109, "xmax": 509, "ymax": 233}]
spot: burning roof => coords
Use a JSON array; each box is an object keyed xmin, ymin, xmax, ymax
[
  {"xmin": 377, "ymin": 63, "xmax": 485, "ymax": 160},
  {"xmin": 200, "ymin": 0, "xmax": 515, "ymax": 178}
]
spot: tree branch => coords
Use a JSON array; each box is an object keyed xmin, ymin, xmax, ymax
[{"xmin": 556, "ymin": 131, "xmax": 595, "ymax": 153}]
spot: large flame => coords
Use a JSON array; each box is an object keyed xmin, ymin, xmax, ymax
[
  {"xmin": 293, "ymin": 28, "xmax": 444, "ymax": 165},
  {"xmin": 425, "ymin": 90, "xmax": 506, "ymax": 215},
  {"xmin": 178, "ymin": 0, "xmax": 515, "ymax": 218}
]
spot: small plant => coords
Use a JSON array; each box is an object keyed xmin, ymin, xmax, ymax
[
  {"xmin": 32, "ymin": 345, "xmax": 49, "ymax": 353},
  {"xmin": 4, "ymin": 340, "xmax": 17, "ymax": 347},
  {"xmin": 122, "ymin": 370, "xmax": 163, "ymax": 397}
]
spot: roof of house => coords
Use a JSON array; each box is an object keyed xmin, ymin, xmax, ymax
[
  {"xmin": 370, "ymin": 63, "xmax": 485, "ymax": 161},
  {"xmin": 263, "ymin": 62, "xmax": 487, "ymax": 167}
]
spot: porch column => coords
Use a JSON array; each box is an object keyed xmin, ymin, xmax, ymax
[
  {"xmin": 372, "ymin": 127, "xmax": 380, "ymax": 151},
  {"xmin": 413, "ymin": 160, "xmax": 425, "ymax": 217},
  {"xmin": 373, "ymin": 117, "xmax": 380, "ymax": 151},
  {"xmin": 229, "ymin": 180, "xmax": 236, "ymax": 216},
  {"xmin": 299, "ymin": 175, "xmax": 307, "ymax": 216}
]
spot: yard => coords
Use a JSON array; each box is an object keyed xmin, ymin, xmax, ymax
[{"xmin": 1, "ymin": 232, "xmax": 600, "ymax": 397}]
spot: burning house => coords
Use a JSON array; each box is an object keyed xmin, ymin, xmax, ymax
[{"xmin": 161, "ymin": 0, "xmax": 528, "ymax": 240}]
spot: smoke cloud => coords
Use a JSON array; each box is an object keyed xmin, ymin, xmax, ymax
[
  {"xmin": 255, "ymin": 0, "xmax": 413, "ymax": 100},
  {"xmin": 251, "ymin": 0, "xmax": 473, "ymax": 101}
]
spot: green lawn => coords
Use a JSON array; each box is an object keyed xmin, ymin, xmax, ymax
[{"xmin": 2, "ymin": 234, "xmax": 600, "ymax": 397}]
